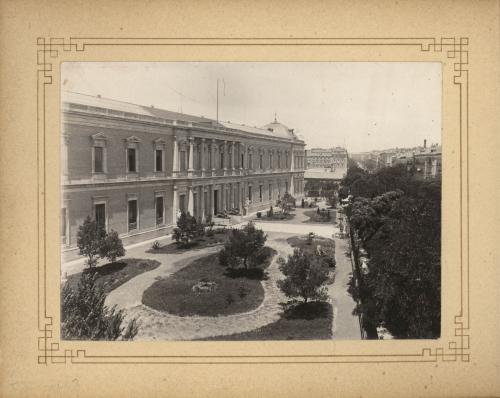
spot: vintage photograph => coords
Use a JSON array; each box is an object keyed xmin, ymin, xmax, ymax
[{"xmin": 60, "ymin": 62, "xmax": 441, "ymax": 341}]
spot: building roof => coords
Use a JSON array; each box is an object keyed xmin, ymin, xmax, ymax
[
  {"xmin": 62, "ymin": 91, "xmax": 304, "ymax": 143},
  {"xmin": 62, "ymin": 91, "xmax": 213, "ymax": 124},
  {"xmin": 261, "ymin": 118, "xmax": 298, "ymax": 139},
  {"xmin": 304, "ymin": 167, "xmax": 347, "ymax": 180}
]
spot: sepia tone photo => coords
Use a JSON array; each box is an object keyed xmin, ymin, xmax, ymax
[{"xmin": 60, "ymin": 62, "xmax": 441, "ymax": 341}]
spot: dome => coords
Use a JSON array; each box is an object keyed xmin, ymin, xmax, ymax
[{"xmin": 261, "ymin": 116, "xmax": 298, "ymax": 139}]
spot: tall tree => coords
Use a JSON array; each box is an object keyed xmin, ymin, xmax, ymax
[
  {"xmin": 277, "ymin": 248, "xmax": 329, "ymax": 303},
  {"xmin": 219, "ymin": 222, "xmax": 267, "ymax": 270},
  {"xmin": 77, "ymin": 216, "xmax": 107, "ymax": 268}
]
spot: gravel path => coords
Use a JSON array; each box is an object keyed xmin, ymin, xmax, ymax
[{"xmin": 106, "ymin": 233, "xmax": 293, "ymax": 340}]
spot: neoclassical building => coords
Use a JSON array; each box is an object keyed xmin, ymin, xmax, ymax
[
  {"xmin": 61, "ymin": 92, "xmax": 306, "ymax": 252},
  {"xmin": 305, "ymin": 147, "xmax": 348, "ymax": 170}
]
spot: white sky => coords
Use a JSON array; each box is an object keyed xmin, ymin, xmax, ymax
[{"xmin": 62, "ymin": 62, "xmax": 441, "ymax": 153}]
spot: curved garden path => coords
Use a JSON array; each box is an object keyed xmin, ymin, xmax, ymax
[{"xmin": 105, "ymin": 233, "xmax": 293, "ymax": 340}]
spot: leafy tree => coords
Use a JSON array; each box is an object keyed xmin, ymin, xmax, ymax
[
  {"xmin": 218, "ymin": 222, "xmax": 267, "ymax": 270},
  {"xmin": 99, "ymin": 229, "xmax": 125, "ymax": 263},
  {"xmin": 77, "ymin": 216, "xmax": 107, "ymax": 267},
  {"xmin": 172, "ymin": 211, "xmax": 198, "ymax": 247},
  {"xmin": 61, "ymin": 272, "xmax": 138, "ymax": 340},
  {"xmin": 278, "ymin": 192, "xmax": 296, "ymax": 215},
  {"xmin": 277, "ymin": 248, "xmax": 329, "ymax": 303},
  {"xmin": 348, "ymin": 182, "xmax": 441, "ymax": 338}
]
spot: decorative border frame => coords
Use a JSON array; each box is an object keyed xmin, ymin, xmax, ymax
[{"xmin": 37, "ymin": 37, "xmax": 469, "ymax": 364}]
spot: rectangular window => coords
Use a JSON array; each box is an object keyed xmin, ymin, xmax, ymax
[
  {"xmin": 278, "ymin": 155, "xmax": 281, "ymax": 168},
  {"xmin": 128, "ymin": 148, "xmax": 136, "ymax": 172},
  {"xmin": 269, "ymin": 184, "xmax": 272, "ymax": 200},
  {"xmin": 179, "ymin": 194, "xmax": 186, "ymax": 213},
  {"xmin": 241, "ymin": 153, "xmax": 244, "ymax": 168},
  {"xmin": 155, "ymin": 149, "xmax": 163, "ymax": 172},
  {"xmin": 156, "ymin": 196, "xmax": 164, "ymax": 225},
  {"xmin": 180, "ymin": 151, "xmax": 187, "ymax": 171},
  {"xmin": 128, "ymin": 200, "xmax": 138, "ymax": 231},
  {"xmin": 94, "ymin": 147, "xmax": 104, "ymax": 173},
  {"xmin": 259, "ymin": 185, "xmax": 263, "ymax": 202},
  {"xmin": 248, "ymin": 186, "xmax": 252, "ymax": 201},
  {"xmin": 248, "ymin": 154, "xmax": 252, "ymax": 169},
  {"xmin": 61, "ymin": 208, "xmax": 67, "ymax": 242},
  {"xmin": 220, "ymin": 152, "xmax": 224, "ymax": 169},
  {"xmin": 95, "ymin": 203, "xmax": 106, "ymax": 230},
  {"xmin": 259, "ymin": 154, "xmax": 263, "ymax": 169}
]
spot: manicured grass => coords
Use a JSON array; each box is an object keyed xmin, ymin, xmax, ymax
[
  {"xmin": 64, "ymin": 258, "xmax": 161, "ymax": 294},
  {"xmin": 142, "ymin": 247, "xmax": 277, "ymax": 317},
  {"xmin": 287, "ymin": 235, "xmax": 335, "ymax": 258},
  {"xmin": 203, "ymin": 301, "xmax": 333, "ymax": 340},
  {"xmin": 258, "ymin": 212, "xmax": 296, "ymax": 222},
  {"xmin": 303, "ymin": 209, "xmax": 336, "ymax": 223},
  {"xmin": 147, "ymin": 230, "xmax": 229, "ymax": 254}
]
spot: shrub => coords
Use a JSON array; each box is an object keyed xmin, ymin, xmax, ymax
[
  {"xmin": 77, "ymin": 216, "xmax": 107, "ymax": 267},
  {"xmin": 151, "ymin": 240, "xmax": 161, "ymax": 250},
  {"xmin": 218, "ymin": 222, "xmax": 267, "ymax": 270},
  {"xmin": 277, "ymin": 248, "xmax": 329, "ymax": 303},
  {"xmin": 172, "ymin": 211, "xmax": 198, "ymax": 247},
  {"xmin": 256, "ymin": 211, "xmax": 262, "ymax": 218},
  {"xmin": 267, "ymin": 205, "xmax": 274, "ymax": 218},
  {"xmin": 99, "ymin": 229, "xmax": 126, "ymax": 263},
  {"xmin": 61, "ymin": 272, "xmax": 138, "ymax": 340}
]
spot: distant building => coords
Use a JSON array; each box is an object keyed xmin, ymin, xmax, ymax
[
  {"xmin": 306, "ymin": 147, "xmax": 348, "ymax": 170},
  {"xmin": 413, "ymin": 144, "xmax": 442, "ymax": 180},
  {"xmin": 377, "ymin": 151, "xmax": 396, "ymax": 168}
]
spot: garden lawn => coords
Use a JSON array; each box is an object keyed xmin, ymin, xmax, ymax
[
  {"xmin": 287, "ymin": 235, "xmax": 336, "ymax": 259},
  {"xmin": 258, "ymin": 212, "xmax": 296, "ymax": 222},
  {"xmin": 203, "ymin": 301, "xmax": 333, "ymax": 340},
  {"xmin": 303, "ymin": 209, "xmax": 336, "ymax": 223},
  {"xmin": 142, "ymin": 247, "xmax": 277, "ymax": 317},
  {"xmin": 64, "ymin": 258, "xmax": 161, "ymax": 294},
  {"xmin": 147, "ymin": 229, "xmax": 228, "ymax": 254}
]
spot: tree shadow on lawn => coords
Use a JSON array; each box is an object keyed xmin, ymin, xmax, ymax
[
  {"xmin": 146, "ymin": 234, "xmax": 227, "ymax": 254},
  {"xmin": 280, "ymin": 301, "xmax": 331, "ymax": 320},
  {"xmin": 64, "ymin": 258, "xmax": 161, "ymax": 294},
  {"xmin": 224, "ymin": 267, "xmax": 269, "ymax": 281}
]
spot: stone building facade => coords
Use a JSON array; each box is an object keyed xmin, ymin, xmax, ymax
[
  {"xmin": 305, "ymin": 147, "xmax": 348, "ymax": 170},
  {"xmin": 61, "ymin": 92, "xmax": 305, "ymax": 252}
]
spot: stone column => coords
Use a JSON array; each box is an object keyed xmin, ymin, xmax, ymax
[
  {"xmin": 62, "ymin": 134, "xmax": 70, "ymax": 180},
  {"xmin": 187, "ymin": 186, "xmax": 194, "ymax": 215},
  {"xmin": 200, "ymin": 138, "xmax": 206, "ymax": 176},
  {"xmin": 290, "ymin": 148, "xmax": 295, "ymax": 171},
  {"xmin": 188, "ymin": 137, "xmax": 194, "ymax": 176},
  {"xmin": 290, "ymin": 175, "xmax": 295, "ymax": 196},
  {"xmin": 200, "ymin": 185, "xmax": 205, "ymax": 222},
  {"xmin": 231, "ymin": 142, "xmax": 236, "ymax": 174},
  {"xmin": 220, "ymin": 182, "xmax": 225, "ymax": 211},
  {"xmin": 222, "ymin": 140, "xmax": 228, "ymax": 176},
  {"xmin": 172, "ymin": 136, "xmax": 179, "ymax": 176},
  {"xmin": 211, "ymin": 139, "xmax": 216, "ymax": 176},
  {"xmin": 172, "ymin": 185, "xmax": 178, "ymax": 222}
]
